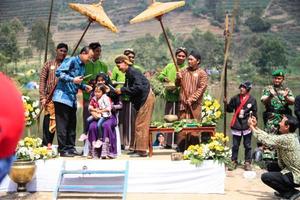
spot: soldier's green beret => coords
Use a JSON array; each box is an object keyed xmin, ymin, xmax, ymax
[{"xmin": 272, "ymin": 69, "xmax": 286, "ymax": 77}]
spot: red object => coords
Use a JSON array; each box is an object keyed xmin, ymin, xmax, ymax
[
  {"xmin": 0, "ymin": 72, "xmax": 25, "ymax": 158},
  {"xmin": 230, "ymin": 94, "xmax": 250, "ymax": 128}
]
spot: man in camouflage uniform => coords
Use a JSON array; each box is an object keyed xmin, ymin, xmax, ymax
[{"xmin": 261, "ymin": 69, "xmax": 295, "ymax": 134}]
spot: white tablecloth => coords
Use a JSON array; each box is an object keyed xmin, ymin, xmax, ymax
[{"xmin": 0, "ymin": 159, "xmax": 225, "ymax": 193}]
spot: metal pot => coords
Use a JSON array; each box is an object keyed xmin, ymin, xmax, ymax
[
  {"xmin": 9, "ymin": 160, "xmax": 36, "ymax": 192},
  {"xmin": 164, "ymin": 114, "xmax": 178, "ymax": 122}
]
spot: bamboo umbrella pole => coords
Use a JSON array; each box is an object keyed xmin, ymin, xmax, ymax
[
  {"xmin": 223, "ymin": 13, "xmax": 229, "ymax": 136},
  {"xmin": 37, "ymin": 19, "xmax": 92, "ymax": 121},
  {"xmin": 157, "ymin": 16, "xmax": 178, "ymax": 71},
  {"xmin": 71, "ymin": 19, "xmax": 93, "ymax": 56},
  {"xmin": 36, "ymin": 20, "xmax": 92, "ymax": 123},
  {"xmin": 37, "ymin": 0, "xmax": 118, "ymax": 125},
  {"xmin": 220, "ymin": 2, "xmax": 238, "ymax": 135},
  {"xmin": 156, "ymin": 16, "xmax": 196, "ymax": 119},
  {"xmin": 44, "ymin": 0, "xmax": 54, "ymax": 63},
  {"xmin": 39, "ymin": 0, "xmax": 54, "ymax": 137}
]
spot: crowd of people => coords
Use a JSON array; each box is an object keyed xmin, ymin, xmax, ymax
[
  {"xmin": 38, "ymin": 42, "xmax": 209, "ymax": 159},
  {"xmin": 0, "ymin": 40, "xmax": 300, "ymax": 199}
]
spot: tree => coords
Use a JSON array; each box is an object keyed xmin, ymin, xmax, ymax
[
  {"xmin": 205, "ymin": 0, "xmax": 218, "ymax": 17},
  {"xmin": 133, "ymin": 34, "xmax": 169, "ymax": 70},
  {"xmin": 10, "ymin": 17, "xmax": 24, "ymax": 33},
  {"xmin": 28, "ymin": 19, "xmax": 55, "ymax": 65},
  {"xmin": 23, "ymin": 47, "xmax": 33, "ymax": 64},
  {"xmin": 0, "ymin": 53, "xmax": 9, "ymax": 73},
  {"xmin": 158, "ymin": 28, "xmax": 175, "ymax": 45},
  {"xmin": 0, "ymin": 19, "xmax": 22, "ymax": 67},
  {"xmin": 183, "ymin": 30, "xmax": 224, "ymax": 68},
  {"xmin": 249, "ymin": 36, "xmax": 288, "ymax": 75},
  {"xmin": 237, "ymin": 61, "xmax": 257, "ymax": 82},
  {"xmin": 245, "ymin": 15, "xmax": 271, "ymax": 32}
]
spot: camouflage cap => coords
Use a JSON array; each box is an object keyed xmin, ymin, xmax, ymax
[{"xmin": 272, "ymin": 69, "xmax": 286, "ymax": 77}]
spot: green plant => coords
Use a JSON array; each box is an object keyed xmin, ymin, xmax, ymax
[
  {"xmin": 16, "ymin": 137, "xmax": 58, "ymax": 161},
  {"xmin": 183, "ymin": 132, "xmax": 231, "ymax": 167}
]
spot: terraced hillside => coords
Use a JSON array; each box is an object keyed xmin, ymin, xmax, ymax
[
  {"xmin": 0, "ymin": 0, "xmax": 60, "ymax": 26},
  {"xmin": 0, "ymin": 0, "xmax": 223, "ymax": 48},
  {"xmin": 0, "ymin": 0, "xmax": 299, "ymax": 53}
]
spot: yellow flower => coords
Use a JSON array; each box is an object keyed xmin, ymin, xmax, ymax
[
  {"xmin": 187, "ymin": 145, "xmax": 195, "ymax": 151},
  {"xmin": 214, "ymin": 111, "xmax": 222, "ymax": 118},
  {"xmin": 197, "ymin": 148, "xmax": 203, "ymax": 155},
  {"xmin": 215, "ymin": 145, "xmax": 224, "ymax": 152},
  {"xmin": 213, "ymin": 100, "xmax": 220, "ymax": 110},
  {"xmin": 204, "ymin": 100, "xmax": 212, "ymax": 107}
]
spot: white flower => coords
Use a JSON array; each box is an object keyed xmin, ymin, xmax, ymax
[
  {"xmin": 183, "ymin": 150, "xmax": 189, "ymax": 156},
  {"xmin": 35, "ymin": 108, "xmax": 40, "ymax": 114},
  {"xmin": 18, "ymin": 140, "xmax": 24, "ymax": 146},
  {"xmin": 33, "ymin": 101, "xmax": 39, "ymax": 108},
  {"xmin": 36, "ymin": 138, "xmax": 42, "ymax": 146},
  {"xmin": 22, "ymin": 96, "xmax": 30, "ymax": 101},
  {"xmin": 208, "ymin": 151, "xmax": 215, "ymax": 157},
  {"xmin": 202, "ymin": 145, "xmax": 210, "ymax": 156}
]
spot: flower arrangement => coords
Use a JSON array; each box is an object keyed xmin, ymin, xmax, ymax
[
  {"xmin": 22, "ymin": 95, "xmax": 40, "ymax": 127},
  {"xmin": 183, "ymin": 132, "xmax": 231, "ymax": 167},
  {"xmin": 16, "ymin": 137, "xmax": 58, "ymax": 161},
  {"xmin": 201, "ymin": 93, "xmax": 222, "ymax": 125}
]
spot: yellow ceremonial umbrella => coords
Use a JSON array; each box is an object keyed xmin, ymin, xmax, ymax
[
  {"xmin": 130, "ymin": 0, "xmax": 185, "ymax": 24},
  {"xmin": 36, "ymin": 1, "xmax": 118, "ymax": 122},
  {"xmin": 130, "ymin": 0, "xmax": 185, "ymax": 71},
  {"xmin": 129, "ymin": 0, "xmax": 199, "ymax": 119},
  {"xmin": 69, "ymin": 0, "xmax": 118, "ymax": 55}
]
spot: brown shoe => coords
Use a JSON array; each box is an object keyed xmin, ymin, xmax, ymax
[
  {"xmin": 130, "ymin": 150, "xmax": 147, "ymax": 157},
  {"xmin": 244, "ymin": 162, "xmax": 252, "ymax": 171},
  {"xmin": 228, "ymin": 160, "xmax": 238, "ymax": 171}
]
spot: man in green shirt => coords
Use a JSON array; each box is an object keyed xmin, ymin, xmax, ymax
[
  {"xmin": 249, "ymin": 115, "xmax": 300, "ymax": 199},
  {"xmin": 158, "ymin": 47, "xmax": 187, "ymax": 148},
  {"xmin": 261, "ymin": 69, "xmax": 294, "ymax": 134},
  {"xmin": 82, "ymin": 42, "xmax": 109, "ymax": 135},
  {"xmin": 111, "ymin": 49, "xmax": 144, "ymax": 150}
]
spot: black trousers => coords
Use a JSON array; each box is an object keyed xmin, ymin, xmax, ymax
[
  {"xmin": 54, "ymin": 102, "xmax": 77, "ymax": 153},
  {"xmin": 262, "ymin": 162, "xmax": 300, "ymax": 197},
  {"xmin": 42, "ymin": 114, "xmax": 55, "ymax": 146},
  {"xmin": 118, "ymin": 101, "xmax": 136, "ymax": 148},
  {"xmin": 231, "ymin": 133, "xmax": 252, "ymax": 162}
]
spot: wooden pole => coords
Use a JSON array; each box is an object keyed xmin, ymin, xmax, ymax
[
  {"xmin": 223, "ymin": 13, "xmax": 229, "ymax": 136},
  {"xmin": 71, "ymin": 20, "xmax": 93, "ymax": 56},
  {"xmin": 39, "ymin": 0, "xmax": 54, "ymax": 136},
  {"xmin": 156, "ymin": 16, "xmax": 196, "ymax": 119},
  {"xmin": 44, "ymin": 0, "xmax": 54, "ymax": 63},
  {"xmin": 157, "ymin": 16, "xmax": 179, "ymax": 71}
]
